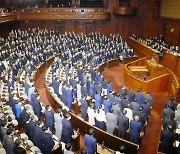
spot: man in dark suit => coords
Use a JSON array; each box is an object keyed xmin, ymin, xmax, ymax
[
  {"xmin": 163, "ymin": 115, "xmax": 176, "ymax": 131},
  {"xmin": 135, "ymin": 89, "xmax": 144, "ymax": 105},
  {"xmin": 45, "ymin": 105, "xmax": 54, "ymax": 132},
  {"xmin": 121, "ymin": 95, "xmax": 130, "ymax": 109},
  {"xmin": 32, "ymin": 121, "xmax": 44, "ymax": 151},
  {"xmin": 0, "ymin": 120, "xmax": 7, "ymax": 142},
  {"xmin": 13, "ymin": 138, "xmax": 26, "ymax": 154},
  {"xmin": 94, "ymin": 91, "xmax": 102, "ymax": 109},
  {"xmin": 84, "ymin": 128, "xmax": 97, "ymax": 154},
  {"xmin": 41, "ymin": 125, "xmax": 55, "ymax": 154},
  {"xmin": 66, "ymin": 87, "xmax": 74, "ymax": 111},
  {"xmin": 62, "ymin": 113, "xmax": 74, "ymax": 143},
  {"xmin": 31, "ymin": 94, "xmax": 42, "ymax": 119},
  {"xmin": 134, "ymin": 107, "xmax": 146, "ymax": 126},
  {"xmin": 141, "ymin": 100, "xmax": 151, "ymax": 117},
  {"xmin": 162, "ymin": 105, "xmax": 175, "ymax": 120},
  {"xmin": 2, "ymin": 128, "xmax": 15, "ymax": 154},
  {"xmin": 19, "ymin": 107, "xmax": 30, "ymax": 129},
  {"xmin": 117, "ymin": 110, "xmax": 129, "ymax": 139},
  {"xmin": 143, "ymin": 90, "xmax": 153, "ymax": 107},
  {"xmin": 118, "ymin": 86, "xmax": 126, "ymax": 99},
  {"xmin": 130, "ymin": 99, "xmax": 140, "ymax": 115},
  {"xmin": 80, "ymin": 96, "xmax": 88, "ymax": 120},
  {"xmin": 165, "ymin": 97, "xmax": 176, "ymax": 111},
  {"xmin": 160, "ymin": 125, "xmax": 176, "ymax": 154},
  {"xmin": 127, "ymin": 88, "xmax": 135, "ymax": 103},
  {"xmin": 129, "ymin": 115, "xmax": 143, "ymax": 144}
]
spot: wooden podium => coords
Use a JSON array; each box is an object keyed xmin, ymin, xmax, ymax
[{"xmin": 124, "ymin": 57, "xmax": 173, "ymax": 95}]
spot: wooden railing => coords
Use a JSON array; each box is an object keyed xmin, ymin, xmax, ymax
[
  {"xmin": 0, "ymin": 12, "xmax": 16, "ymax": 23},
  {"xmin": 124, "ymin": 58, "xmax": 173, "ymax": 95},
  {"xmin": 166, "ymin": 68, "xmax": 180, "ymax": 97}
]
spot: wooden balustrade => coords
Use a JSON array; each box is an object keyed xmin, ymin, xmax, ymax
[
  {"xmin": 113, "ymin": 7, "xmax": 136, "ymax": 15},
  {"xmin": 128, "ymin": 37, "xmax": 160, "ymax": 60},
  {"xmin": 16, "ymin": 8, "xmax": 111, "ymax": 21},
  {"xmin": 0, "ymin": 13, "xmax": 16, "ymax": 23},
  {"xmin": 124, "ymin": 57, "xmax": 173, "ymax": 96},
  {"xmin": 161, "ymin": 50, "xmax": 180, "ymax": 78}
]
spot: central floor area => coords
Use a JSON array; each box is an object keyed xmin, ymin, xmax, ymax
[{"xmin": 36, "ymin": 62, "xmax": 169, "ymax": 154}]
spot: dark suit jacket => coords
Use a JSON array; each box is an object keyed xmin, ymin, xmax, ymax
[
  {"xmin": 62, "ymin": 118, "xmax": 73, "ymax": 141},
  {"xmin": 127, "ymin": 91, "xmax": 135, "ymax": 103},
  {"xmin": 165, "ymin": 100, "xmax": 176, "ymax": 111},
  {"xmin": 45, "ymin": 110, "xmax": 54, "ymax": 132},
  {"xmin": 130, "ymin": 120, "xmax": 142, "ymax": 137},
  {"xmin": 13, "ymin": 146, "xmax": 26, "ymax": 154},
  {"xmin": 135, "ymin": 93, "xmax": 143, "ymax": 105},
  {"xmin": 41, "ymin": 132, "xmax": 55, "ymax": 154},
  {"xmin": 84, "ymin": 134, "xmax": 97, "ymax": 154},
  {"xmin": 19, "ymin": 109, "xmax": 30, "ymax": 127},
  {"xmin": 162, "ymin": 108, "xmax": 175, "ymax": 119},
  {"xmin": 33, "ymin": 125, "xmax": 44, "ymax": 150},
  {"xmin": 2, "ymin": 135, "xmax": 15, "ymax": 154},
  {"xmin": 117, "ymin": 114, "xmax": 129, "ymax": 131},
  {"xmin": 160, "ymin": 130, "xmax": 175, "ymax": 152}
]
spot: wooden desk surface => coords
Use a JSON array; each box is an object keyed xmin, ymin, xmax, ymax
[
  {"xmin": 97, "ymin": 144, "xmax": 114, "ymax": 154},
  {"xmin": 129, "ymin": 66, "xmax": 149, "ymax": 72}
]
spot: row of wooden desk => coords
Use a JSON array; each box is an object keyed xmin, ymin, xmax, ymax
[{"xmin": 34, "ymin": 57, "xmax": 139, "ymax": 154}]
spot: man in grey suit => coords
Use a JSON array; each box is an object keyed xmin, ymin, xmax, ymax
[
  {"xmin": 106, "ymin": 109, "xmax": 117, "ymax": 135},
  {"xmin": 143, "ymin": 90, "xmax": 153, "ymax": 107},
  {"xmin": 117, "ymin": 110, "xmax": 129, "ymax": 139},
  {"xmin": 2, "ymin": 128, "xmax": 15, "ymax": 154}
]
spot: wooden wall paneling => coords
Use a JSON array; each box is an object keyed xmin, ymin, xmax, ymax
[
  {"xmin": 165, "ymin": 21, "xmax": 180, "ymax": 46},
  {"xmin": 74, "ymin": 21, "xmax": 85, "ymax": 34},
  {"xmin": 0, "ymin": 22, "xmax": 17, "ymax": 38},
  {"xmin": 85, "ymin": 21, "xmax": 96, "ymax": 35},
  {"xmin": 64, "ymin": 21, "xmax": 73, "ymax": 32},
  {"xmin": 161, "ymin": 51, "xmax": 177, "ymax": 72},
  {"xmin": 175, "ymin": 58, "xmax": 180, "ymax": 78},
  {"xmin": 54, "ymin": 21, "xmax": 65, "ymax": 34}
]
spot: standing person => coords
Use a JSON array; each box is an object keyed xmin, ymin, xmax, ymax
[
  {"xmin": 2, "ymin": 128, "xmax": 15, "ymax": 154},
  {"xmin": 80, "ymin": 96, "xmax": 88, "ymax": 120},
  {"xmin": 62, "ymin": 113, "xmax": 74, "ymax": 143},
  {"xmin": 84, "ymin": 128, "xmax": 97, "ymax": 154},
  {"xmin": 66, "ymin": 86, "xmax": 74, "ymax": 111},
  {"xmin": 127, "ymin": 88, "xmax": 135, "ymax": 103},
  {"xmin": 45, "ymin": 105, "xmax": 54, "ymax": 132},
  {"xmin": 129, "ymin": 115, "xmax": 143, "ymax": 144},
  {"xmin": 54, "ymin": 108, "xmax": 63, "ymax": 139},
  {"xmin": 41, "ymin": 125, "xmax": 55, "ymax": 154},
  {"xmin": 160, "ymin": 125, "xmax": 176, "ymax": 154},
  {"xmin": 95, "ymin": 105, "xmax": 106, "ymax": 130},
  {"xmin": 143, "ymin": 90, "xmax": 153, "ymax": 107},
  {"xmin": 117, "ymin": 110, "xmax": 129, "ymax": 139},
  {"xmin": 106, "ymin": 109, "xmax": 117, "ymax": 135},
  {"xmin": 87, "ymin": 103, "xmax": 96, "ymax": 126},
  {"xmin": 135, "ymin": 89, "xmax": 143, "ymax": 105},
  {"xmin": 64, "ymin": 143, "xmax": 74, "ymax": 154}
]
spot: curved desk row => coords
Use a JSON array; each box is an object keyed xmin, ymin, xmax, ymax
[
  {"xmin": 34, "ymin": 57, "xmax": 139, "ymax": 154},
  {"xmin": 0, "ymin": 13, "xmax": 16, "ymax": 23}
]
